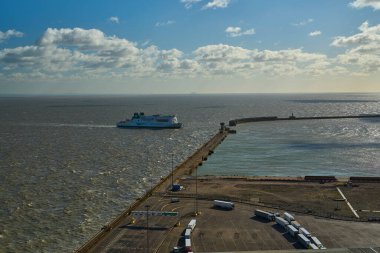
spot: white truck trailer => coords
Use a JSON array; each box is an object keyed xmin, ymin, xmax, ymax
[
  {"xmin": 287, "ymin": 224, "xmax": 298, "ymax": 237},
  {"xmin": 184, "ymin": 228, "xmax": 192, "ymax": 239},
  {"xmin": 297, "ymin": 233, "xmax": 311, "ymax": 248},
  {"xmin": 309, "ymin": 243, "xmax": 319, "ymax": 249},
  {"xmin": 311, "ymin": 236, "xmax": 324, "ymax": 249},
  {"xmin": 213, "ymin": 200, "xmax": 234, "ymax": 210},
  {"xmin": 284, "ymin": 212, "xmax": 295, "ymax": 222},
  {"xmin": 275, "ymin": 216, "xmax": 289, "ymax": 228},
  {"xmin": 185, "ymin": 239, "xmax": 192, "ymax": 252},
  {"xmin": 187, "ymin": 219, "xmax": 196, "ymax": 231},
  {"xmin": 254, "ymin": 209, "xmax": 275, "ymax": 221},
  {"xmin": 290, "ymin": 220, "xmax": 301, "ymax": 229},
  {"xmin": 299, "ymin": 227, "xmax": 311, "ymax": 238}
]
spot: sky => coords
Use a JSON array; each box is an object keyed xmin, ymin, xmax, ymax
[{"xmin": 0, "ymin": 0, "xmax": 380, "ymax": 94}]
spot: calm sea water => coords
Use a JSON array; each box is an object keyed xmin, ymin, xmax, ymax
[{"xmin": 0, "ymin": 93, "xmax": 379, "ymax": 252}]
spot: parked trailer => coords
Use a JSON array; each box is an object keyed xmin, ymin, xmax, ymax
[
  {"xmin": 309, "ymin": 243, "xmax": 319, "ymax": 250},
  {"xmin": 184, "ymin": 229, "xmax": 192, "ymax": 239},
  {"xmin": 275, "ymin": 216, "xmax": 289, "ymax": 228},
  {"xmin": 287, "ymin": 224, "xmax": 298, "ymax": 237},
  {"xmin": 214, "ymin": 200, "xmax": 235, "ymax": 210},
  {"xmin": 284, "ymin": 212, "xmax": 295, "ymax": 222},
  {"xmin": 299, "ymin": 227, "xmax": 311, "ymax": 238},
  {"xmin": 255, "ymin": 209, "xmax": 275, "ymax": 221},
  {"xmin": 297, "ymin": 233, "xmax": 311, "ymax": 248},
  {"xmin": 291, "ymin": 220, "xmax": 301, "ymax": 229},
  {"xmin": 187, "ymin": 219, "xmax": 196, "ymax": 231},
  {"xmin": 311, "ymin": 236, "xmax": 324, "ymax": 249},
  {"xmin": 185, "ymin": 239, "xmax": 192, "ymax": 252}
]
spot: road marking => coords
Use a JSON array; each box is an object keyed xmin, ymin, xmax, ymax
[
  {"xmin": 336, "ymin": 187, "xmax": 360, "ymax": 219},
  {"xmin": 160, "ymin": 203, "xmax": 170, "ymax": 211},
  {"xmin": 172, "ymin": 206, "xmax": 182, "ymax": 211},
  {"xmin": 370, "ymin": 247, "xmax": 379, "ymax": 253}
]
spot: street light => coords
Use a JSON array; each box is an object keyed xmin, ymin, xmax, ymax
[
  {"xmin": 171, "ymin": 153, "xmax": 174, "ymax": 190},
  {"xmin": 145, "ymin": 204, "xmax": 150, "ymax": 253},
  {"xmin": 195, "ymin": 166, "xmax": 199, "ymax": 216}
]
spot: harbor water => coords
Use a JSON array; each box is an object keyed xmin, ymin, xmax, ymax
[{"xmin": 0, "ymin": 93, "xmax": 379, "ymax": 252}]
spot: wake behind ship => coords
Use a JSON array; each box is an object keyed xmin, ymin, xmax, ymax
[{"xmin": 117, "ymin": 112, "xmax": 182, "ymax": 129}]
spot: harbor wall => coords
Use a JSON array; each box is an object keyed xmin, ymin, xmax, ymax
[{"xmin": 229, "ymin": 114, "xmax": 380, "ymax": 126}]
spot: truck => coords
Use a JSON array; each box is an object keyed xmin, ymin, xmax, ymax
[
  {"xmin": 297, "ymin": 233, "xmax": 311, "ymax": 248},
  {"xmin": 311, "ymin": 236, "xmax": 324, "ymax": 249},
  {"xmin": 290, "ymin": 220, "xmax": 301, "ymax": 229},
  {"xmin": 286, "ymin": 224, "xmax": 298, "ymax": 237},
  {"xmin": 187, "ymin": 219, "xmax": 196, "ymax": 231},
  {"xmin": 184, "ymin": 228, "xmax": 192, "ymax": 239},
  {"xmin": 213, "ymin": 200, "xmax": 234, "ymax": 210},
  {"xmin": 254, "ymin": 209, "xmax": 275, "ymax": 221},
  {"xmin": 299, "ymin": 227, "xmax": 311, "ymax": 238},
  {"xmin": 284, "ymin": 212, "xmax": 295, "ymax": 222},
  {"xmin": 185, "ymin": 238, "xmax": 192, "ymax": 252},
  {"xmin": 275, "ymin": 216, "xmax": 289, "ymax": 228},
  {"xmin": 309, "ymin": 243, "xmax": 319, "ymax": 250}
]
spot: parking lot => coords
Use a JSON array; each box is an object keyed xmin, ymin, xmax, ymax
[{"xmin": 88, "ymin": 178, "xmax": 380, "ymax": 253}]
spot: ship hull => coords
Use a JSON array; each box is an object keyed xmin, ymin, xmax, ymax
[{"xmin": 117, "ymin": 122, "xmax": 182, "ymax": 129}]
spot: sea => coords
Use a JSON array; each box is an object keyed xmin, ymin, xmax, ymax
[{"xmin": 0, "ymin": 93, "xmax": 379, "ymax": 252}]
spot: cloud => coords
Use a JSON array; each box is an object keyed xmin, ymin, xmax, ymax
[
  {"xmin": 202, "ymin": 0, "xmax": 230, "ymax": 10},
  {"xmin": 350, "ymin": 0, "xmax": 380, "ymax": 10},
  {"xmin": 0, "ymin": 29, "xmax": 24, "ymax": 43},
  {"xmin": 332, "ymin": 21, "xmax": 380, "ymax": 73},
  {"xmin": 309, "ymin": 30, "xmax": 322, "ymax": 37},
  {"xmin": 1, "ymin": 25, "xmax": 380, "ymax": 85},
  {"xmin": 331, "ymin": 21, "xmax": 380, "ymax": 47},
  {"xmin": 292, "ymin": 18, "xmax": 314, "ymax": 26},
  {"xmin": 109, "ymin": 16, "xmax": 119, "ymax": 24},
  {"xmin": 155, "ymin": 20, "xmax": 176, "ymax": 27},
  {"xmin": 180, "ymin": 0, "xmax": 202, "ymax": 9},
  {"xmin": 225, "ymin": 26, "xmax": 255, "ymax": 37}
]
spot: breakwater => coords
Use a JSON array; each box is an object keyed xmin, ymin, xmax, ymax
[
  {"xmin": 229, "ymin": 114, "xmax": 380, "ymax": 126},
  {"xmin": 75, "ymin": 129, "xmax": 228, "ymax": 253}
]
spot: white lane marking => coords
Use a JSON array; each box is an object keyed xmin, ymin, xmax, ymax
[{"xmin": 336, "ymin": 187, "xmax": 360, "ymax": 219}]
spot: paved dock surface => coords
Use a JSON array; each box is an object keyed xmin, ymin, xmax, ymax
[{"xmin": 84, "ymin": 178, "xmax": 380, "ymax": 253}]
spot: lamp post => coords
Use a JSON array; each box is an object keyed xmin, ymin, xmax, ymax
[
  {"xmin": 195, "ymin": 166, "xmax": 198, "ymax": 215},
  {"xmin": 172, "ymin": 154, "xmax": 174, "ymax": 190},
  {"xmin": 145, "ymin": 204, "xmax": 150, "ymax": 253}
]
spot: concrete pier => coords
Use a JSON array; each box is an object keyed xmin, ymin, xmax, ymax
[
  {"xmin": 75, "ymin": 129, "xmax": 229, "ymax": 253},
  {"xmin": 229, "ymin": 114, "xmax": 380, "ymax": 126}
]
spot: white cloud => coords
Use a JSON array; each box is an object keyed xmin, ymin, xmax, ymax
[
  {"xmin": 330, "ymin": 21, "xmax": 380, "ymax": 73},
  {"xmin": 331, "ymin": 21, "xmax": 380, "ymax": 47},
  {"xmin": 180, "ymin": 0, "xmax": 202, "ymax": 9},
  {"xmin": 202, "ymin": 0, "xmax": 230, "ymax": 10},
  {"xmin": 109, "ymin": 16, "xmax": 119, "ymax": 24},
  {"xmin": 0, "ymin": 29, "xmax": 24, "ymax": 43},
  {"xmin": 225, "ymin": 26, "xmax": 255, "ymax": 37},
  {"xmin": 292, "ymin": 18, "xmax": 314, "ymax": 26},
  {"xmin": 1, "ymin": 25, "xmax": 380, "ymax": 85},
  {"xmin": 350, "ymin": 0, "xmax": 380, "ymax": 10},
  {"xmin": 309, "ymin": 30, "xmax": 322, "ymax": 37},
  {"xmin": 155, "ymin": 20, "xmax": 176, "ymax": 27}
]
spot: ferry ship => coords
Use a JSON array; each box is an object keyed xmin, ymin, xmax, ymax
[{"xmin": 117, "ymin": 112, "xmax": 182, "ymax": 129}]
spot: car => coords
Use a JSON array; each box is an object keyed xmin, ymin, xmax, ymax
[{"xmin": 171, "ymin": 197, "xmax": 180, "ymax": 203}]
